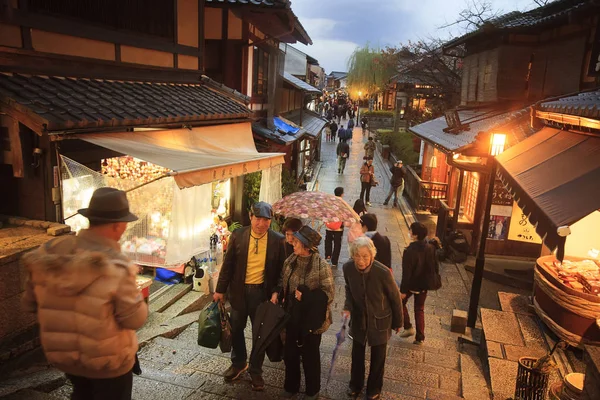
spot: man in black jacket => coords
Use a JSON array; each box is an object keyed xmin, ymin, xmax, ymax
[
  {"xmin": 360, "ymin": 213, "xmax": 392, "ymax": 269},
  {"xmin": 336, "ymin": 139, "xmax": 350, "ymax": 174},
  {"xmin": 384, "ymin": 160, "xmax": 405, "ymax": 207},
  {"xmin": 214, "ymin": 202, "xmax": 286, "ymax": 391}
]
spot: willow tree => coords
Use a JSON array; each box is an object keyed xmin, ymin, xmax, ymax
[{"xmin": 346, "ymin": 44, "xmax": 395, "ymax": 98}]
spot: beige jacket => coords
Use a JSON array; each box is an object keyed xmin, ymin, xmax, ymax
[{"xmin": 21, "ymin": 230, "xmax": 148, "ymax": 379}]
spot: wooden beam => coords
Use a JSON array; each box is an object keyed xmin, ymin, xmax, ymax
[
  {"xmin": 198, "ymin": 0, "xmax": 206, "ymax": 73},
  {"xmin": 0, "ymin": 8, "xmax": 201, "ymax": 58},
  {"xmin": 0, "ymin": 46, "xmax": 204, "ymax": 83},
  {"xmin": 17, "ymin": 0, "xmax": 32, "ymax": 50},
  {"xmin": 0, "ymin": 102, "xmax": 45, "ymax": 135},
  {"xmin": 4, "ymin": 115, "xmax": 24, "ymax": 177}
]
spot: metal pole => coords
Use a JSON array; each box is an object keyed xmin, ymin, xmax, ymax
[{"xmin": 467, "ymin": 159, "xmax": 496, "ymax": 328}]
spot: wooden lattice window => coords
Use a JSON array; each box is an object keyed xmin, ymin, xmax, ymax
[
  {"xmin": 252, "ymin": 47, "xmax": 269, "ymax": 97},
  {"xmin": 461, "ymin": 172, "xmax": 480, "ymax": 222}
]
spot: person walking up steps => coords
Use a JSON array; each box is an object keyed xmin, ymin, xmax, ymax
[
  {"xmin": 359, "ymin": 157, "xmax": 375, "ymax": 206},
  {"xmin": 337, "ymin": 139, "xmax": 350, "ymax": 174},
  {"xmin": 364, "ymin": 137, "xmax": 376, "ymax": 159},
  {"xmin": 330, "ymin": 120, "xmax": 338, "ymax": 142},
  {"xmin": 337, "ymin": 124, "xmax": 346, "ymax": 143},
  {"xmin": 343, "ymin": 237, "xmax": 403, "ymax": 400},
  {"xmin": 400, "ymin": 222, "xmax": 440, "ymax": 345},
  {"xmin": 325, "ymin": 187, "xmax": 345, "ymax": 267},
  {"xmin": 384, "ymin": 160, "xmax": 405, "ymax": 207}
]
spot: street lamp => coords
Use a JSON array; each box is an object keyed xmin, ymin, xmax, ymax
[{"xmin": 467, "ymin": 133, "xmax": 506, "ymax": 328}]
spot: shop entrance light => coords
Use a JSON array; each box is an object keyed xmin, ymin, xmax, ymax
[{"xmin": 490, "ymin": 133, "xmax": 506, "ymax": 156}]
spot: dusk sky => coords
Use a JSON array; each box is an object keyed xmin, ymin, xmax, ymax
[{"xmin": 291, "ymin": 0, "xmax": 544, "ymax": 73}]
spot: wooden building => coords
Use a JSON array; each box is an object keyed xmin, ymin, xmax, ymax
[
  {"xmin": 408, "ymin": 0, "xmax": 600, "ymax": 256},
  {"xmin": 0, "ymin": 0, "xmax": 310, "ymax": 354}
]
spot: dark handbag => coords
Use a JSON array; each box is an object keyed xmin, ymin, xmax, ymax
[
  {"xmin": 197, "ymin": 301, "xmax": 221, "ymax": 349},
  {"xmin": 370, "ymin": 177, "xmax": 379, "ymax": 187},
  {"xmin": 218, "ymin": 302, "xmax": 232, "ymax": 353}
]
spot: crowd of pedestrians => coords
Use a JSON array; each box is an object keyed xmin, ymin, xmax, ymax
[{"xmin": 20, "ymin": 124, "xmax": 439, "ymax": 400}]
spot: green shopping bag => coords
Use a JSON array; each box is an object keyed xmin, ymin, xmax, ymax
[{"xmin": 197, "ymin": 301, "xmax": 221, "ymax": 349}]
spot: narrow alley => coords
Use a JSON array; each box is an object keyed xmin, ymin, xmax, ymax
[{"xmin": 102, "ymin": 124, "xmax": 491, "ymax": 400}]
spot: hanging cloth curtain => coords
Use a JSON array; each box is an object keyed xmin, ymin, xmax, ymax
[{"xmin": 259, "ymin": 164, "xmax": 283, "ymax": 205}]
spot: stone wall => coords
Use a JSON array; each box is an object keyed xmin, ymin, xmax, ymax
[
  {"xmin": 0, "ymin": 250, "xmax": 39, "ymax": 362},
  {"xmin": 0, "ymin": 217, "xmax": 72, "ymax": 361}
]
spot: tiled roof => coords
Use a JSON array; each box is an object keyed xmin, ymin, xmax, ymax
[
  {"xmin": 283, "ymin": 72, "xmax": 321, "ymax": 94},
  {"xmin": 444, "ymin": 0, "xmax": 592, "ymax": 49},
  {"xmin": 285, "ymin": 110, "xmax": 327, "ymax": 138},
  {"xmin": 539, "ymin": 90, "xmax": 600, "ymax": 119},
  {"xmin": 0, "ymin": 73, "xmax": 251, "ymax": 132},
  {"xmin": 409, "ymin": 107, "xmax": 535, "ymax": 153},
  {"xmin": 328, "ymin": 71, "xmax": 348, "ymax": 80}
]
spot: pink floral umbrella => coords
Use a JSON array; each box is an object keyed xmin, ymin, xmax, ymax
[{"xmin": 272, "ymin": 191, "xmax": 360, "ymax": 225}]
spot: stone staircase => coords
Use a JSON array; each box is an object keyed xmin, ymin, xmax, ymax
[{"xmin": 481, "ymin": 292, "xmax": 564, "ymax": 399}]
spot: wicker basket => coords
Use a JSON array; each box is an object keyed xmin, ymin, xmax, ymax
[{"xmin": 514, "ymin": 357, "xmax": 551, "ymax": 400}]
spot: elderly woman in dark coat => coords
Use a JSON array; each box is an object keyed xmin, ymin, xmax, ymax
[
  {"xmin": 272, "ymin": 226, "xmax": 334, "ymax": 400},
  {"xmin": 343, "ymin": 236, "xmax": 403, "ymax": 400}
]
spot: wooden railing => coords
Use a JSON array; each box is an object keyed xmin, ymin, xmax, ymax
[{"xmin": 404, "ymin": 165, "xmax": 449, "ymax": 211}]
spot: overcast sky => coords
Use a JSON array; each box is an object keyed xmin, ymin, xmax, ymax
[{"xmin": 291, "ymin": 0, "xmax": 544, "ymax": 73}]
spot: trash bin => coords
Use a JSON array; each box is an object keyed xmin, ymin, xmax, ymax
[{"xmin": 514, "ymin": 357, "xmax": 551, "ymax": 400}]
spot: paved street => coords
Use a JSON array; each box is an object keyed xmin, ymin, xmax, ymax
[{"xmin": 41, "ymin": 125, "xmax": 494, "ymax": 400}]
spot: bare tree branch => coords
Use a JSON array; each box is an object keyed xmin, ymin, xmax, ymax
[
  {"xmin": 438, "ymin": 0, "xmax": 500, "ymax": 32},
  {"xmin": 532, "ymin": 0, "xmax": 551, "ymax": 6}
]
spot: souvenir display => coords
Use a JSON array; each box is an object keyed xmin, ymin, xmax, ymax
[{"xmin": 543, "ymin": 259, "xmax": 600, "ymax": 295}]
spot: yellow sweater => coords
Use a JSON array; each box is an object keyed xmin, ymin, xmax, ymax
[{"xmin": 246, "ymin": 231, "xmax": 268, "ymax": 284}]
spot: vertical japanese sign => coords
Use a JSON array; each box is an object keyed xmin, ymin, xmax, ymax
[{"xmin": 508, "ymin": 203, "xmax": 542, "ymax": 244}]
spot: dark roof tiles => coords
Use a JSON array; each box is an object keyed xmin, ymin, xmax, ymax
[
  {"xmin": 0, "ymin": 73, "xmax": 251, "ymax": 132},
  {"xmin": 283, "ymin": 72, "xmax": 321, "ymax": 94},
  {"xmin": 445, "ymin": 0, "xmax": 592, "ymax": 49},
  {"xmin": 539, "ymin": 90, "xmax": 600, "ymax": 119},
  {"xmin": 410, "ymin": 107, "xmax": 535, "ymax": 152}
]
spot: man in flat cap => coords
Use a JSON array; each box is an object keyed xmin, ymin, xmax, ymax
[
  {"xmin": 214, "ymin": 201, "xmax": 286, "ymax": 391},
  {"xmin": 22, "ymin": 187, "xmax": 148, "ymax": 400}
]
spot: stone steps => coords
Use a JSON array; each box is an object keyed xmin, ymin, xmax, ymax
[
  {"xmin": 0, "ymin": 369, "xmax": 66, "ymax": 399},
  {"xmin": 482, "ymin": 292, "xmax": 563, "ymax": 399},
  {"xmin": 148, "ymin": 283, "xmax": 191, "ymax": 313},
  {"xmin": 0, "ymin": 389, "xmax": 56, "ymax": 400}
]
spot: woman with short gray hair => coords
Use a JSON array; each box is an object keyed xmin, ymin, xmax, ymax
[
  {"xmin": 349, "ymin": 236, "xmax": 377, "ymax": 258},
  {"xmin": 343, "ymin": 236, "xmax": 403, "ymax": 400}
]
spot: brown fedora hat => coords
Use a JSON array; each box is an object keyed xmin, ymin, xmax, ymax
[{"xmin": 78, "ymin": 187, "xmax": 138, "ymax": 223}]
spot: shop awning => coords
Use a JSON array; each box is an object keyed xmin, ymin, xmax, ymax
[
  {"xmin": 76, "ymin": 122, "xmax": 284, "ymax": 189},
  {"xmin": 496, "ymin": 127, "xmax": 600, "ymax": 259},
  {"xmin": 282, "ymin": 72, "xmax": 321, "ymax": 94},
  {"xmin": 285, "ymin": 110, "xmax": 327, "ymax": 139}
]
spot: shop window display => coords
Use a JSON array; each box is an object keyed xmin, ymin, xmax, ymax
[{"xmin": 61, "ymin": 155, "xmax": 232, "ymax": 269}]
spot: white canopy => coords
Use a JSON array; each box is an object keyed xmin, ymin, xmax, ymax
[{"xmin": 77, "ymin": 122, "xmax": 285, "ymax": 188}]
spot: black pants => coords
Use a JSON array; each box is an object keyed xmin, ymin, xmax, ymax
[
  {"xmin": 67, "ymin": 370, "xmax": 133, "ymax": 400},
  {"xmin": 230, "ymin": 284, "xmax": 267, "ymax": 375},
  {"xmin": 350, "ymin": 340, "xmax": 387, "ymax": 396},
  {"xmin": 325, "ymin": 229, "xmax": 343, "ymax": 265},
  {"xmin": 284, "ymin": 326, "xmax": 322, "ymax": 396},
  {"xmin": 360, "ymin": 182, "xmax": 372, "ymax": 203}
]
